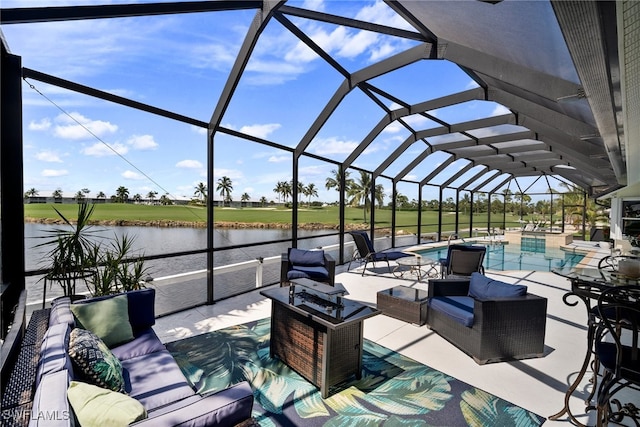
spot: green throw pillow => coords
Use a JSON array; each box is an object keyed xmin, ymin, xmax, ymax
[
  {"xmin": 67, "ymin": 381, "xmax": 147, "ymax": 427},
  {"xmin": 68, "ymin": 328, "xmax": 125, "ymax": 393},
  {"xmin": 71, "ymin": 295, "xmax": 134, "ymax": 347}
]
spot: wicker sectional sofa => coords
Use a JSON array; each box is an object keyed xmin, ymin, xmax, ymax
[
  {"xmin": 29, "ymin": 289, "xmax": 254, "ymax": 426},
  {"xmin": 427, "ymin": 273, "xmax": 548, "ymax": 364}
]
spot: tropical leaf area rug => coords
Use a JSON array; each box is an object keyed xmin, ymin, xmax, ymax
[{"xmin": 165, "ymin": 318, "xmax": 545, "ymax": 427}]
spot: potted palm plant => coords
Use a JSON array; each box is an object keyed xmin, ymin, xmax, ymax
[
  {"xmin": 38, "ymin": 203, "xmax": 98, "ymax": 299},
  {"xmin": 38, "ymin": 203, "xmax": 150, "ymax": 299},
  {"xmin": 86, "ymin": 233, "xmax": 150, "ymax": 296}
]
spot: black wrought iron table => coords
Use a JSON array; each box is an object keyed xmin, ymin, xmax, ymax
[
  {"xmin": 548, "ymin": 266, "xmax": 639, "ymax": 426},
  {"xmin": 392, "ymin": 256, "xmax": 439, "ymax": 280}
]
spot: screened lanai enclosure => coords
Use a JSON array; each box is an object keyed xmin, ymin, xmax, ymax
[{"xmin": 1, "ymin": 1, "xmax": 637, "ymax": 318}]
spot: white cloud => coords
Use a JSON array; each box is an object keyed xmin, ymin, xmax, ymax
[
  {"xmin": 54, "ymin": 112, "xmax": 118, "ymax": 140},
  {"xmin": 311, "ymin": 137, "xmax": 359, "ymax": 155},
  {"xmin": 82, "ymin": 142, "xmax": 128, "ymax": 157},
  {"xmin": 29, "ymin": 118, "xmax": 51, "ymax": 131},
  {"xmin": 213, "ymin": 168, "xmax": 243, "ymax": 181},
  {"xmin": 355, "ymin": 1, "xmax": 415, "ymax": 31},
  {"xmin": 41, "ymin": 169, "xmax": 68, "ymax": 177},
  {"xmin": 128, "ymin": 134, "xmax": 158, "ymax": 150},
  {"xmin": 239, "ymin": 123, "xmax": 281, "ymax": 139},
  {"xmin": 191, "ymin": 43, "xmax": 237, "ymax": 71},
  {"xmin": 176, "ymin": 160, "xmax": 203, "ymax": 169},
  {"xmin": 35, "ymin": 150, "xmax": 63, "ymax": 163},
  {"xmin": 337, "ymin": 30, "xmax": 378, "ymax": 59},
  {"xmin": 268, "ymin": 155, "xmax": 289, "ymax": 163},
  {"xmin": 191, "ymin": 125, "xmax": 208, "ymax": 135},
  {"xmin": 122, "ymin": 170, "xmax": 144, "ymax": 180}
]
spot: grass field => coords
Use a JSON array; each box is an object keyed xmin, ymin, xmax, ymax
[{"xmin": 24, "ymin": 203, "xmax": 522, "ymax": 233}]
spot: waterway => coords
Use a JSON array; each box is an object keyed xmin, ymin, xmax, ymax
[{"xmin": 24, "ymin": 223, "xmax": 346, "ymax": 304}]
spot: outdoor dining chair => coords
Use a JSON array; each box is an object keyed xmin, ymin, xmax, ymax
[
  {"xmin": 347, "ymin": 231, "xmax": 412, "ymax": 276},
  {"xmin": 593, "ymin": 285, "xmax": 640, "ymax": 427},
  {"xmin": 443, "ymin": 246, "xmax": 486, "ymax": 279},
  {"xmin": 439, "ymin": 244, "xmax": 486, "ymax": 278}
]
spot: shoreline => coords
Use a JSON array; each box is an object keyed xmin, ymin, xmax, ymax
[{"xmin": 24, "ymin": 217, "xmax": 370, "ymax": 231}]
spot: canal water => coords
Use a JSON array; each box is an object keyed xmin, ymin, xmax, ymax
[{"xmin": 24, "ymin": 223, "xmax": 348, "ymax": 305}]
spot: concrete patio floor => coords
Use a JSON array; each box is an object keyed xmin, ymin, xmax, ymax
[{"xmin": 152, "ymin": 241, "xmax": 639, "ymax": 426}]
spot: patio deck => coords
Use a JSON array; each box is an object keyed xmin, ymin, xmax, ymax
[{"xmin": 152, "ymin": 241, "xmax": 639, "ymax": 426}]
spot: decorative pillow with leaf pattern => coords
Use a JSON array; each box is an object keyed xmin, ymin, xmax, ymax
[{"xmin": 68, "ymin": 328, "xmax": 125, "ymax": 393}]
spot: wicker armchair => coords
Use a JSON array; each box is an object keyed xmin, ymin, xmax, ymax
[
  {"xmin": 427, "ymin": 276, "xmax": 547, "ymax": 364},
  {"xmin": 280, "ymin": 248, "xmax": 336, "ymax": 286}
]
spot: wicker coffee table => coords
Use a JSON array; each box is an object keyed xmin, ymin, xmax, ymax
[{"xmin": 377, "ymin": 285, "xmax": 429, "ymax": 325}]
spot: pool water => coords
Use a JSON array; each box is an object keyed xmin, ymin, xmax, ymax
[{"xmin": 414, "ymin": 243, "xmax": 585, "ymax": 272}]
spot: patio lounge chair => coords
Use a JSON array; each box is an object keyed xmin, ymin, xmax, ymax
[
  {"xmin": 347, "ymin": 231, "xmax": 412, "ymax": 276},
  {"xmin": 443, "ymin": 246, "xmax": 486, "ymax": 279}
]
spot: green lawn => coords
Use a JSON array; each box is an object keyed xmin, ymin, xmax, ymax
[{"xmin": 24, "ymin": 203, "xmax": 522, "ymax": 233}]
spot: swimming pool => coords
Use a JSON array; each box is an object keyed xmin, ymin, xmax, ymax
[{"xmin": 413, "ymin": 243, "xmax": 585, "ymax": 272}]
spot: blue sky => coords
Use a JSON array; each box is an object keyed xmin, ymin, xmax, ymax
[{"xmin": 2, "ymin": 0, "xmax": 560, "ymax": 205}]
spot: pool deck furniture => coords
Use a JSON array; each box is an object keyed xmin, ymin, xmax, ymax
[
  {"xmin": 393, "ymin": 256, "xmax": 440, "ymax": 281},
  {"xmin": 443, "ymin": 246, "xmax": 486, "ymax": 279},
  {"xmin": 549, "ymin": 267, "xmax": 640, "ymax": 426},
  {"xmin": 29, "ymin": 289, "xmax": 255, "ymax": 427},
  {"xmin": 260, "ymin": 280, "xmax": 380, "ymax": 398},
  {"xmin": 427, "ymin": 274, "xmax": 548, "ymax": 364},
  {"xmin": 347, "ymin": 231, "xmax": 413, "ymax": 276},
  {"xmin": 280, "ymin": 247, "xmax": 336, "ymax": 286},
  {"xmin": 377, "ymin": 285, "xmax": 429, "ymax": 326}
]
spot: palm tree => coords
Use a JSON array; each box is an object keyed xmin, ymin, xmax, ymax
[
  {"xmin": 133, "ymin": 194, "xmax": 142, "ymax": 203},
  {"xmin": 282, "ymin": 181, "xmax": 292, "ymax": 203},
  {"xmin": 304, "ymin": 183, "xmax": 318, "ymax": 205},
  {"xmin": 159, "ymin": 194, "xmax": 173, "ymax": 205},
  {"xmin": 375, "ymin": 183, "xmax": 385, "ymax": 208},
  {"xmin": 194, "ymin": 182, "xmax": 207, "ymax": 203},
  {"xmin": 325, "ymin": 169, "xmax": 353, "ymax": 194},
  {"xmin": 259, "ymin": 196, "xmax": 267, "ymax": 207},
  {"xmin": 74, "ymin": 191, "xmax": 85, "ymax": 202},
  {"xmin": 52, "ymin": 188, "xmax": 63, "ymax": 200},
  {"xmin": 296, "ymin": 181, "xmax": 304, "ymax": 203},
  {"xmin": 24, "ymin": 188, "xmax": 38, "ymax": 198},
  {"xmin": 347, "ymin": 170, "xmax": 373, "ymax": 222},
  {"xmin": 146, "ymin": 191, "xmax": 157, "ymax": 204},
  {"xmin": 241, "ymin": 192, "xmax": 250, "ymax": 203},
  {"xmin": 115, "ymin": 186, "xmax": 129, "ymax": 203},
  {"xmin": 395, "ymin": 193, "xmax": 409, "ymax": 209},
  {"xmin": 273, "ymin": 182, "xmax": 284, "ymax": 202},
  {"xmin": 216, "ymin": 176, "xmax": 233, "ymax": 205},
  {"xmin": 96, "ymin": 191, "xmax": 106, "ymax": 199}
]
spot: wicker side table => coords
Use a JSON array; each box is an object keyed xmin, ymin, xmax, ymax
[{"xmin": 377, "ymin": 286, "xmax": 428, "ymax": 326}]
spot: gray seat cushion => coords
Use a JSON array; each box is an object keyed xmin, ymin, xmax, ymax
[
  {"xmin": 122, "ymin": 350, "xmax": 195, "ymax": 410},
  {"xmin": 111, "ymin": 329, "xmax": 166, "ymax": 361}
]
